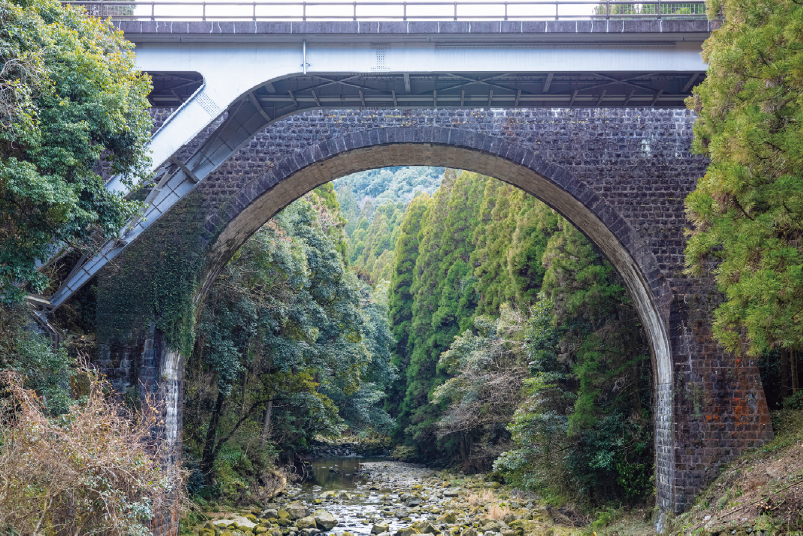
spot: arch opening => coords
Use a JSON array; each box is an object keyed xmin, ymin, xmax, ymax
[
  {"xmin": 198, "ymin": 137, "xmax": 676, "ymax": 506},
  {"xmin": 208, "ymin": 142, "xmax": 671, "ymax": 386}
]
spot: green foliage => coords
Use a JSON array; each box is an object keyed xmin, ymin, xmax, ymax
[
  {"xmin": 183, "ymin": 192, "xmax": 395, "ymax": 499},
  {"xmin": 397, "ymin": 170, "xmax": 484, "ymax": 458},
  {"xmin": 96, "ymin": 196, "xmax": 206, "ymax": 356},
  {"xmin": 493, "ymin": 296, "xmax": 573, "ymax": 496},
  {"xmin": 385, "ymin": 193, "xmax": 429, "ymax": 427},
  {"xmin": 0, "ymin": 0, "xmax": 152, "ymax": 302},
  {"xmin": 370, "ymin": 168, "xmax": 653, "ymax": 494},
  {"xmin": 0, "ymin": 305, "xmax": 74, "ymax": 415},
  {"xmin": 348, "ymin": 201, "xmax": 405, "ymax": 284},
  {"xmin": 390, "ymin": 445, "xmax": 417, "ymax": 462},
  {"xmin": 684, "ymin": 0, "xmax": 803, "ymax": 356}
]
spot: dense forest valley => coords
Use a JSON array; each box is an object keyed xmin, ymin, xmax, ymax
[{"xmin": 2, "ymin": 166, "xmax": 802, "ymax": 535}]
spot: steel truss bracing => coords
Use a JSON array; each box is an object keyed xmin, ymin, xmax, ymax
[{"xmin": 234, "ymin": 71, "xmax": 703, "ymax": 114}]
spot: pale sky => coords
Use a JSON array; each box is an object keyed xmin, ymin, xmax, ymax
[{"xmin": 122, "ymin": 0, "xmax": 613, "ymax": 23}]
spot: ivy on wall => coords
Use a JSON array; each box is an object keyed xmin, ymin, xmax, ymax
[{"xmin": 96, "ymin": 196, "xmax": 210, "ymax": 356}]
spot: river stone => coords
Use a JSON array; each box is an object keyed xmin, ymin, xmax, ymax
[
  {"xmin": 411, "ymin": 521, "xmax": 439, "ymax": 535},
  {"xmin": 255, "ymin": 528, "xmax": 268, "ymax": 534},
  {"xmin": 480, "ymin": 522, "xmax": 500, "ymax": 533},
  {"xmin": 297, "ymin": 517, "xmax": 317, "ymax": 530},
  {"xmin": 371, "ymin": 523, "xmax": 390, "ymax": 534},
  {"xmin": 462, "ymin": 529, "xmax": 477, "ymax": 536},
  {"xmin": 443, "ymin": 490, "xmax": 460, "ymax": 498},
  {"xmin": 437, "ymin": 513, "xmax": 457, "ymax": 524},
  {"xmin": 287, "ymin": 503, "xmax": 309, "ymax": 520},
  {"xmin": 396, "ymin": 528, "xmax": 419, "ymax": 536},
  {"xmin": 262, "ymin": 509, "xmax": 279, "ymax": 519},
  {"xmin": 313, "ymin": 510, "xmax": 338, "ymax": 531},
  {"xmin": 319, "ymin": 490, "xmax": 337, "ymax": 500},
  {"xmin": 214, "ymin": 516, "xmax": 258, "ymax": 530},
  {"xmin": 301, "ymin": 529, "xmax": 320, "ymax": 536},
  {"xmin": 278, "ymin": 510, "xmax": 291, "ymax": 519},
  {"xmin": 394, "ymin": 508, "xmax": 409, "ymax": 518}
]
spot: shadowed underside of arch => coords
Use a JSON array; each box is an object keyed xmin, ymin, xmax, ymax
[{"xmin": 94, "ymin": 110, "xmax": 773, "ymax": 534}]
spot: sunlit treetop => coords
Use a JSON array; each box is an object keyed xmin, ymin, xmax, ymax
[{"xmin": 1, "ymin": 0, "xmax": 152, "ymax": 303}]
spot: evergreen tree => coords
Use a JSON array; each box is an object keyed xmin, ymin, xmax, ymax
[
  {"xmin": 685, "ymin": 0, "xmax": 803, "ymax": 358},
  {"xmin": 0, "ymin": 0, "xmax": 152, "ymax": 302},
  {"xmin": 400, "ymin": 170, "xmax": 484, "ymax": 456},
  {"xmin": 385, "ymin": 194, "xmax": 430, "ymax": 425}
]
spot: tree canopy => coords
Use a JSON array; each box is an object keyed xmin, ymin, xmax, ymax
[{"xmin": 0, "ymin": 0, "xmax": 152, "ymax": 303}]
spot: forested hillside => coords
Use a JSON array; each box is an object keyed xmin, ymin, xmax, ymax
[
  {"xmin": 334, "ymin": 167, "xmax": 444, "ymax": 213},
  {"xmin": 380, "ymin": 170, "xmax": 653, "ymax": 504},
  {"xmin": 334, "ymin": 167, "xmax": 444, "ymax": 285}
]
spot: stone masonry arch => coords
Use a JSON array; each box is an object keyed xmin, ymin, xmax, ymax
[{"xmin": 95, "ymin": 108, "xmax": 772, "ymax": 534}]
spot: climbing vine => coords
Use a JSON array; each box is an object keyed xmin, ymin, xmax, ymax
[{"xmin": 96, "ymin": 195, "xmax": 210, "ymax": 356}]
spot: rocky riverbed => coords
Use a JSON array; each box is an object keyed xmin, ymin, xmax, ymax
[{"xmin": 196, "ymin": 461, "xmax": 578, "ymax": 536}]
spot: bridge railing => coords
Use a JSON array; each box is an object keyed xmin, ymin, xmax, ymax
[{"xmin": 62, "ymin": 0, "xmax": 707, "ymax": 22}]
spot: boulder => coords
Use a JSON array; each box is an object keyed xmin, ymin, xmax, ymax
[
  {"xmin": 262, "ymin": 509, "xmax": 279, "ymax": 519},
  {"xmin": 297, "ymin": 517, "xmax": 317, "ymax": 530},
  {"xmin": 300, "ymin": 529, "xmax": 320, "ymax": 536},
  {"xmin": 462, "ymin": 529, "xmax": 477, "ymax": 536},
  {"xmin": 214, "ymin": 516, "xmax": 257, "ymax": 530},
  {"xmin": 319, "ymin": 491, "xmax": 337, "ymax": 500},
  {"xmin": 437, "ymin": 513, "xmax": 457, "ymax": 524},
  {"xmin": 287, "ymin": 503, "xmax": 309, "ymax": 520},
  {"xmin": 411, "ymin": 521, "xmax": 439, "ymax": 535},
  {"xmin": 396, "ymin": 528, "xmax": 420, "ymax": 536},
  {"xmin": 313, "ymin": 510, "xmax": 338, "ymax": 531},
  {"xmin": 480, "ymin": 522, "xmax": 500, "ymax": 533},
  {"xmin": 443, "ymin": 490, "xmax": 460, "ymax": 498},
  {"xmin": 371, "ymin": 523, "xmax": 390, "ymax": 534}
]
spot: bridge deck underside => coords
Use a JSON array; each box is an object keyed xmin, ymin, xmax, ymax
[{"xmin": 151, "ymin": 71, "xmax": 703, "ymax": 111}]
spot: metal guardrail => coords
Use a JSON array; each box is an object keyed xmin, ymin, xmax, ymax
[{"xmin": 62, "ymin": 0, "xmax": 707, "ymax": 22}]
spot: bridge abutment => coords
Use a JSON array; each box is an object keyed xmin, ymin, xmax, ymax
[{"xmin": 95, "ymin": 323, "xmax": 184, "ymax": 535}]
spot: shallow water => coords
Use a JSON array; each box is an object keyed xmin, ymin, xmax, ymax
[{"xmin": 301, "ymin": 456, "xmax": 387, "ymax": 492}]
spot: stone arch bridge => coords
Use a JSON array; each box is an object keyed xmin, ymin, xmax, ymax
[
  {"xmin": 93, "ymin": 107, "xmax": 770, "ymax": 531},
  {"xmin": 33, "ymin": 14, "xmax": 771, "ymax": 535}
]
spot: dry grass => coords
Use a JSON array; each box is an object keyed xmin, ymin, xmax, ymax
[
  {"xmin": 486, "ymin": 503, "xmax": 512, "ymax": 520},
  {"xmin": 468, "ymin": 489, "xmax": 495, "ymax": 506},
  {"xmin": 0, "ymin": 366, "xmax": 182, "ymax": 535}
]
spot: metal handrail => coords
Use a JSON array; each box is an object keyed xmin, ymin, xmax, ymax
[{"xmin": 61, "ymin": 0, "xmax": 707, "ymax": 22}]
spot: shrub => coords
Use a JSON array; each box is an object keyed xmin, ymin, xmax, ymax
[
  {"xmin": 0, "ymin": 367, "xmax": 179, "ymax": 535},
  {"xmin": 390, "ymin": 445, "xmax": 417, "ymax": 462}
]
